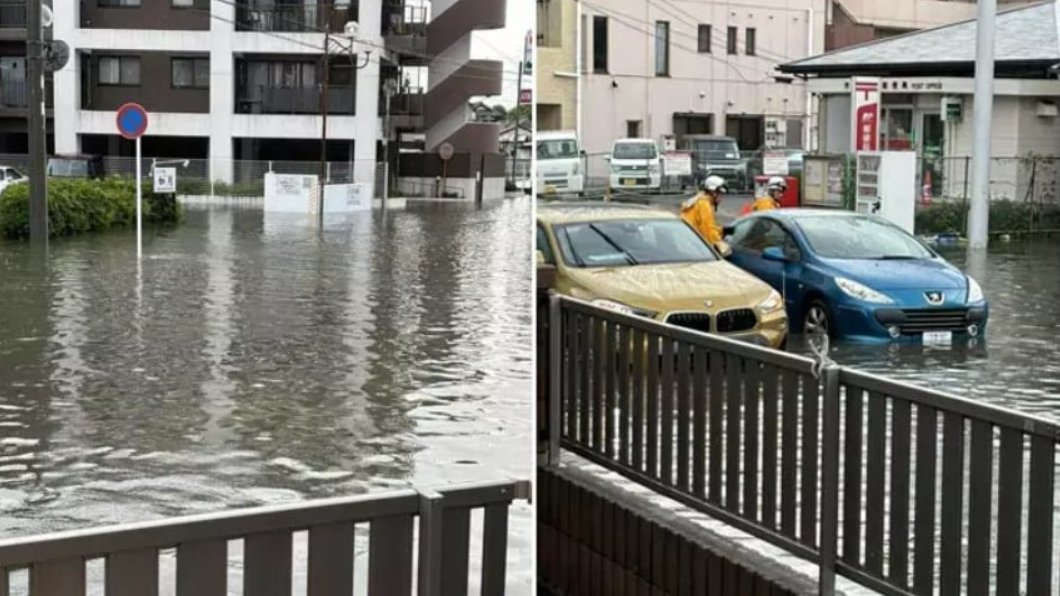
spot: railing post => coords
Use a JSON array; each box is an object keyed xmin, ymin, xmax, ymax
[
  {"xmin": 417, "ymin": 487, "xmax": 444, "ymax": 596},
  {"xmin": 548, "ymin": 293, "xmax": 563, "ymax": 466},
  {"xmin": 819, "ymin": 365, "xmax": 842, "ymax": 596}
]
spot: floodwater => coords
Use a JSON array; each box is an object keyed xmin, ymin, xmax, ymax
[
  {"xmin": 0, "ymin": 199, "xmax": 533, "ymax": 592},
  {"xmin": 791, "ymin": 240, "xmax": 1060, "ymax": 420}
]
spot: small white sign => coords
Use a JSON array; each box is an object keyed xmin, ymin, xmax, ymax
[
  {"xmin": 153, "ymin": 167, "xmax": 176, "ymax": 193},
  {"xmin": 923, "ymin": 331, "xmax": 953, "ymax": 346},
  {"xmin": 663, "ymin": 151, "xmax": 692, "ymax": 176},
  {"xmin": 762, "ymin": 151, "xmax": 789, "ymax": 176}
]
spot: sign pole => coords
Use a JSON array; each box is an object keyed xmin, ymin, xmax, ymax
[{"xmin": 136, "ymin": 136, "xmax": 142, "ymax": 259}]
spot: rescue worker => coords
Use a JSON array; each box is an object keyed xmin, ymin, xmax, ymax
[
  {"xmin": 681, "ymin": 175, "xmax": 730, "ymax": 255},
  {"xmin": 752, "ymin": 176, "xmax": 787, "ymax": 212}
]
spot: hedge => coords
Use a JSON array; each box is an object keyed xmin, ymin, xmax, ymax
[
  {"xmin": 915, "ymin": 199, "xmax": 1060, "ymax": 236},
  {"xmin": 0, "ymin": 177, "xmax": 182, "ymax": 239}
]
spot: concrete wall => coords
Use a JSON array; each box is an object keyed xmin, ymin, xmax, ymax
[
  {"xmin": 579, "ymin": 0, "xmax": 828, "ymax": 155},
  {"xmin": 536, "ymin": 0, "xmax": 577, "ymax": 132}
]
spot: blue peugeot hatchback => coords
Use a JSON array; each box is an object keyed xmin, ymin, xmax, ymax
[{"xmin": 725, "ymin": 210, "xmax": 988, "ymax": 343}]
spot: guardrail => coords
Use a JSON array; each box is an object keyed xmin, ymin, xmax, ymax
[
  {"xmin": 0, "ymin": 479, "xmax": 529, "ymax": 595},
  {"xmin": 545, "ymin": 293, "xmax": 1060, "ymax": 595}
]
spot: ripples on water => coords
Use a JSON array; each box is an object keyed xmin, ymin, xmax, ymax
[
  {"xmin": 0, "ymin": 199, "xmax": 533, "ymax": 592},
  {"xmin": 788, "ymin": 240, "xmax": 1060, "ymax": 420}
]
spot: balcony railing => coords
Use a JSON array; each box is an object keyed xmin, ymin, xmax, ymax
[
  {"xmin": 381, "ymin": 89, "xmax": 424, "ymax": 116},
  {"xmin": 0, "ymin": 479, "xmax": 529, "ymax": 595},
  {"xmin": 1, "ymin": 78, "xmax": 53, "ymax": 109},
  {"xmin": 236, "ymin": 85, "xmax": 355, "ymax": 115},
  {"xmin": 236, "ymin": 2, "xmax": 353, "ymax": 33},
  {"xmin": 383, "ymin": 2, "xmax": 427, "ymax": 36},
  {"xmin": 0, "ymin": 1, "xmax": 26, "ymax": 28}
]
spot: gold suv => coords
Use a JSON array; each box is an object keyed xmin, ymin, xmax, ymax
[{"xmin": 537, "ymin": 203, "xmax": 788, "ymax": 348}]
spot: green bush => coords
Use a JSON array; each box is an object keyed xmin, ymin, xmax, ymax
[
  {"xmin": 0, "ymin": 177, "xmax": 182, "ymax": 240},
  {"xmin": 915, "ymin": 199, "xmax": 1060, "ymax": 235}
]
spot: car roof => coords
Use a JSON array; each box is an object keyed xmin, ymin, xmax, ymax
[
  {"xmin": 537, "ymin": 201, "xmax": 677, "ymax": 224},
  {"xmin": 537, "ymin": 130, "xmax": 577, "ymax": 140},
  {"xmin": 612, "ymin": 138, "xmax": 655, "ymax": 144},
  {"xmin": 747, "ymin": 208, "xmax": 879, "ymax": 225},
  {"xmin": 686, "ymin": 135, "xmax": 736, "ymax": 141}
]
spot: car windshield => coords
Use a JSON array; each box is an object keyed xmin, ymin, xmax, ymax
[
  {"xmin": 538, "ymin": 139, "xmax": 579, "ymax": 160},
  {"xmin": 796, "ymin": 215, "xmax": 934, "ymax": 260},
  {"xmin": 612, "ymin": 143, "xmax": 657, "ymax": 160},
  {"xmin": 693, "ymin": 139, "xmax": 740, "ymax": 159},
  {"xmin": 555, "ymin": 218, "xmax": 717, "ymax": 268},
  {"xmin": 48, "ymin": 159, "xmax": 89, "ymax": 177}
]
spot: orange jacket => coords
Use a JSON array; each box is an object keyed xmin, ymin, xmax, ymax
[
  {"xmin": 752, "ymin": 196, "xmax": 780, "ymax": 212},
  {"xmin": 680, "ymin": 194, "xmax": 722, "ymax": 246}
]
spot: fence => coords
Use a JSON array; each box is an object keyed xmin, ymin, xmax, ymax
[
  {"xmin": 545, "ymin": 294, "xmax": 1060, "ymax": 596},
  {"xmin": 0, "ymin": 478, "xmax": 529, "ymax": 595}
]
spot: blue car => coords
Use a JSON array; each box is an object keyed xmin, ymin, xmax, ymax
[{"xmin": 725, "ymin": 210, "xmax": 988, "ymax": 343}]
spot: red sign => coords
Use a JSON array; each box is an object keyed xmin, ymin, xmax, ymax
[
  {"xmin": 519, "ymin": 88, "xmax": 531, "ymax": 105},
  {"xmin": 851, "ymin": 78, "xmax": 879, "ymax": 152}
]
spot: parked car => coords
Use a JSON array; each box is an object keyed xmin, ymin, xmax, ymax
[
  {"xmin": 745, "ymin": 147, "xmax": 805, "ymax": 180},
  {"xmin": 536, "ymin": 130, "xmax": 585, "ymax": 196},
  {"xmin": 725, "ymin": 210, "xmax": 988, "ymax": 343},
  {"xmin": 0, "ymin": 165, "xmax": 28, "ymax": 194},
  {"xmin": 684, "ymin": 135, "xmax": 748, "ymax": 190},
  {"xmin": 537, "ymin": 202, "xmax": 788, "ymax": 348},
  {"xmin": 47, "ymin": 154, "xmax": 105, "ymax": 179},
  {"xmin": 606, "ymin": 138, "xmax": 662, "ymax": 191}
]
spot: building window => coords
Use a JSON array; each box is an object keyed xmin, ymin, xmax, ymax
[
  {"xmin": 98, "ymin": 56, "xmax": 140, "ymax": 86},
  {"xmin": 627, "ymin": 120, "xmax": 642, "ymax": 138},
  {"xmin": 593, "ymin": 16, "xmax": 608, "ymax": 73},
  {"xmin": 727, "ymin": 26, "xmax": 737, "ymax": 54},
  {"xmin": 99, "ymin": 0, "xmax": 141, "ymax": 6},
  {"xmin": 746, "ymin": 28, "xmax": 756, "ymax": 55},
  {"xmin": 655, "ymin": 21, "xmax": 670, "ymax": 76},
  {"xmin": 172, "ymin": 58, "xmax": 209, "ymax": 89},
  {"xmin": 698, "ymin": 24, "xmax": 712, "ymax": 53},
  {"xmin": 538, "ymin": 0, "xmax": 561, "ymax": 48}
]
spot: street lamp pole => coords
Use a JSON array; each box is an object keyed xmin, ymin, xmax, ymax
[
  {"xmin": 27, "ymin": 0, "xmax": 46, "ymax": 241},
  {"xmin": 382, "ymin": 79, "xmax": 396, "ymax": 210}
]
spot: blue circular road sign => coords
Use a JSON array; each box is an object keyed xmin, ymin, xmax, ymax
[{"xmin": 116, "ymin": 103, "xmax": 148, "ymax": 140}]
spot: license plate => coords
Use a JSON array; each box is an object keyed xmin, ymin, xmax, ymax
[
  {"xmin": 623, "ymin": 178, "xmax": 637, "ymax": 186},
  {"xmin": 923, "ymin": 331, "xmax": 953, "ymax": 346}
]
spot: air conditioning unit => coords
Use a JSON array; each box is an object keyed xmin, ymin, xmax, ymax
[{"xmin": 1036, "ymin": 100, "xmax": 1058, "ymax": 118}]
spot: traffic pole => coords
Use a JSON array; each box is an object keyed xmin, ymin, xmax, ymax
[
  {"xmin": 967, "ymin": 0, "xmax": 996, "ymax": 249},
  {"xmin": 27, "ymin": 0, "xmax": 46, "ymax": 241},
  {"xmin": 136, "ymin": 136, "xmax": 142, "ymax": 259}
]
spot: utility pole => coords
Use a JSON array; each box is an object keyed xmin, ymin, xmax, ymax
[
  {"xmin": 318, "ymin": 27, "xmax": 331, "ymax": 227},
  {"xmin": 968, "ymin": 0, "xmax": 996, "ymax": 250},
  {"xmin": 27, "ymin": 0, "xmax": 47, "ymax": 241},
  {"xmin": 511, "ymin": 31, "xmax": 531, "ymax": 184},
  {"xmin": 382, "ymin": 79, "xmax": 396, "ymax": 209}
]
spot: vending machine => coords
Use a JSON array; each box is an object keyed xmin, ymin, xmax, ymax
[{"xmin": 855, "ymin": 151, "xmax": 917, "ymax": 234}]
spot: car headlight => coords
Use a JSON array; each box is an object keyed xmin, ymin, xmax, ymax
[
  {"xmin": 835, "ymin": 277, "xmax": 894, "ymax": 304},
  {"xmin": 591, "ymin": 299, "xmax": 657, "ymax": 319},
  {"xmin": 757, "ymin": 290, "xmax": 784, "ymax": 315},
  {"xmin": 967, "ymin": 276, "xmax": 984, "ymax": 303}
]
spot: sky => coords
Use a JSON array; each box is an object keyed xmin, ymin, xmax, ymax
[{"xmin": 471, "ymin": 0, "xmax": 534, "ymax": 107}]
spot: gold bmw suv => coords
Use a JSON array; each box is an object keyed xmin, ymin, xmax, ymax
[{"xmin": 537, "ymin": 202, "xmax": 788, "ymax": 348}]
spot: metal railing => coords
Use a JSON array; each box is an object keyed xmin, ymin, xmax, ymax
[
  {"xmin": 236, "ymin": 85, "xmax": 356, "ymax": 115},
  {"xmin": 545, "ymin": 294, "xmax": 1060, "ymax": 596},
  {"xmin": 0, "ymin": 479, "xmax": 528, "ymax": 595},
  {"xmin": 235, "ymin": 2, "xmax": 353, "ymax": 33}
]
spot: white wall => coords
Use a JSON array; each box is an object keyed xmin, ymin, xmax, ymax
[
  {"xmin": 579, "ymin": 0, "xmax": 828, "ymax": 154},
  {"xmin": 52, "ymin": 0, "xmax": 79, "ymax": 154}
]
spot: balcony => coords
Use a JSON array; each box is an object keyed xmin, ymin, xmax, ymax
[
  {"xmin": 236, "ymin": 2, "xmax": 354, "ymax": 33},
  {"xmin": 1, "ymin": 77, "xmax": 54, "ymax": 111},
  {"xmin": 383, "ymin": 2, "xmax": 428, "ymax": 65},
  {"xmin": 236, "ymin": 85, "xmax": 355, "ymax": 115},
  {"xmin": 382, "ymin": 89, "xmax": 424, "ymax": 131}
]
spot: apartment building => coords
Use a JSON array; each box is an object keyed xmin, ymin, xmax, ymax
[
  {"xmin": 827, "ymin": 0, "xmax": 1030, "ymax": 50},
  {"xmin": 579, "ymin": 0, "xmax": 828, "ymax": 156},
  {"xmin": 0, "ymin": 0, "xmax": 504, "ymax": 185},
  {"xmin": 536, "ymin": 0, "xmax": 576, "ymax": 131}
]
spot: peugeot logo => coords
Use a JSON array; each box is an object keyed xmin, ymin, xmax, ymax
[{"xmin": 925, "ymin": 291, "xmax": 944, "ymax": 305}]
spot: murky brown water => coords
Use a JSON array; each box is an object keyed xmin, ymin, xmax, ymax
[{"xmin": 0, "ymin": 199, "xmax": 533, "ymax": 592}]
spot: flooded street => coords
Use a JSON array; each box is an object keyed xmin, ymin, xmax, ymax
[
  {"xmin": 0, "ymin": 199, "xmax": 532, "ymax": 591},
  {"xmin": 791, "ymin": 239, "xmax": 1060, "ymax": 420}
]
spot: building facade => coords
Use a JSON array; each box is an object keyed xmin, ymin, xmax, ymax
[
  {"xmin": 0, "ymin": 0, "xmax": 504, "ymax": 187},
  {"xmin": 536, "ymin": 0, "xmax": 576, "ymax": 132},
  {"xmin": 827, "ymin": 0, "xmax": 1031, "ymax": 50},
  {"xmin": 578, "ymin": 0, "xmax": 828, "ymax": 158}
]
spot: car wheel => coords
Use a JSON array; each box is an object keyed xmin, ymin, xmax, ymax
[{"xmin": 804, "ymin": 300, "xmax": 833, "ymax": 338}]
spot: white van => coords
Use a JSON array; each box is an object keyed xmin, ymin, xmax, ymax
[
  {"xmin": 607, "ymin": 138, "xmax": 662, "ymax": 191},
  {"xmin": 536, "ymin": 130, "xmax": 584, "ymax": 195}
]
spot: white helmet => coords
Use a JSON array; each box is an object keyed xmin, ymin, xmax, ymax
[
  {"xmin": 767, "ymin": 176, "xmax": 787, "ymax": 192},
  {"xmin": 701, "ymin": 175, "xmax": 728, "ymax": 193}
]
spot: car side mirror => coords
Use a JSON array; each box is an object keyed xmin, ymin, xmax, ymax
[
  {"xmin": 762, "ymin": 246, "xmax": 787, "ymax": 262},
  {"xmin": 603, "ymin": 154, "xmax": 611, "ymax": 162},
  {"xmin": 722, "ymin": 225, "xmax": 735, "ymax": 237},
  {"xmin": 535, "ymin": 250, "xmax": 547, "ymax": 266},
  {"xmin": 580, "ymin": 150, "xmax": 587, "ymax": 157}
]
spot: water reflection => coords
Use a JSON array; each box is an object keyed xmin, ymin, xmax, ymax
[
  {"xmin": 790, "ymin": 239, "xmax": 1060, "ymax": 419},
  {"xmin": 0, "ymin": 199, "xmax": 532, "ymax": 591}
]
